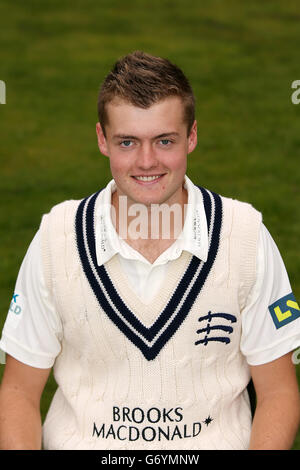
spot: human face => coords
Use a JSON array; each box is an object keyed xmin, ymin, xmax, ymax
[{"xmin": 96, "ymin": 96, "xmax": 197, "ymax": 208}]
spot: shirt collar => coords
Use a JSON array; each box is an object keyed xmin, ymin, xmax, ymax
[{"xmin": 95, "ymin": 176, "xmax": 208, "ymax": 266}]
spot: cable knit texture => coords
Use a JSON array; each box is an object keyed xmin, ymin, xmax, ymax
[{"xmin": 40, "ymin": 187, "xmax": 262, "ymax": 450}]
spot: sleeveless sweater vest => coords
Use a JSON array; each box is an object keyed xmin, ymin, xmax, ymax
[{"xmin": 40, "ymin": 187, "xmax": 262, "ymax": 450}]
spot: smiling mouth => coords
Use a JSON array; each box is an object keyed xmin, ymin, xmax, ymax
[{"xmin": 133, "ymin": 175, "xmax": 165, "ymax": 182}]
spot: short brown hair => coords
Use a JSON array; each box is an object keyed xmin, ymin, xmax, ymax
[{"xmin": 97, "ymin": 51, "xmax": 195, "ymax": 136}]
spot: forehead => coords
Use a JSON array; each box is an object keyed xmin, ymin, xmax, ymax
[{"xmin": 105, "ymin": 96, "xmax": 186, "ymax": 137}]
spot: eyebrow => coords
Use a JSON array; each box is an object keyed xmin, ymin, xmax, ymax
[{"xmin": 112, "ymin": 132, "xmax": 180, "ymax": 141}]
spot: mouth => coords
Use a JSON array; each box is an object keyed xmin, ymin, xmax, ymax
[{"xmin": 132, "ymin": 174, "xmax": 165, "ymax": 183}]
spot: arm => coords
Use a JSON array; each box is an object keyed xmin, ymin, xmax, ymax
[
  {"xmin": 0, "ymin": 354, "xmax": 51, "ymax": 450},
  {"xmin": 249, "ymin": 351, "xmax": 300, "ymax": 450}
]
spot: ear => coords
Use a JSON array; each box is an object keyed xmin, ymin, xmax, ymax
[
  {"xmin": 96, "ymin": 122, "xmax": 109, "ymax": 157},
  {"xmin": 187, "ymin": 120, "xmax": 197, "ymax": 154}
]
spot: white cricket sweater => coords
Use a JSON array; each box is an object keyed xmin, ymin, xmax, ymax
[{"xmin": 40, "ymin": 186, "xmax": 262, "ymax": 450}]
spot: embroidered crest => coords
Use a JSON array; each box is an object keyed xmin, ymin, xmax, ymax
[
  {"xmin": 76, "ymin": 187, "xmax": 223, "ymax": 361},
  {"xmin": 195, "ymin": 311, "xmax": 237, "ymax": 346}
]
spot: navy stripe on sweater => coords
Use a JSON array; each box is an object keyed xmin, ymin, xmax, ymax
[{"xmin": 75, "ymin": 186, "xmax": 222, "ymax": 360}]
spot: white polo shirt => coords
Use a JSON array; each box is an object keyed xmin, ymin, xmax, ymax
[{"xmin": 1, "ymin": 176, "xmax": 300, "ymax": 368}]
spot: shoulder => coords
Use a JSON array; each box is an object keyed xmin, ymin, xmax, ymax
[
  {"xmin": 218, "ymin": 194, "xmax": 262, "ymax": 261},
  {"xmin": 40, "ymin": 191, "xmax": 100, "ymax": 231},
  {"xmin": 194, "ymin": 184, "xmax": 261, "ymax": 216},
  {"xmin": 43, "ymin": 197, "xmax": 83, "ymax": 220},
  {"xmin": 220, "ymin": 193, "xmax": 262, "ymax": 221},
  {"xmin": 38, "ymin": 195, "xmax": 91, "ymax": 256},
  {"xmin": 195, "ymin": 185, "xmax": 262, "ymax": 232},
  {"xmin": 217, "ymin": 191, "xmax": 263, "ymax": 234},
  {"xmin": 37, "ymin": 195, "xmax": 95, "ymax": 292}
]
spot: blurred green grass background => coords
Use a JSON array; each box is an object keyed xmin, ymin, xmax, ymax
[{"xmin": 0, "ymin": 0, "xmax": 299, "ymax": 449}]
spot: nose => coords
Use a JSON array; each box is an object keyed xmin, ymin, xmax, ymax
[{"xmin": 136, "ymin": 142, "xmax": 158, "ymax": 170}]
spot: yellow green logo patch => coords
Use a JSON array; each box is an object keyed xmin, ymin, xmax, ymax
[{"xmin": 268, "ymin": 293, "xmax": 300, "ymax": 329}]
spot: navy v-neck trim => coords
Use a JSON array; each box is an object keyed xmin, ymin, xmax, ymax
[{"xmin": 75, "ymin": 186, "xmax": 222, "ymax": 360}]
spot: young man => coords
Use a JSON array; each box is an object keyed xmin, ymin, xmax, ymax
[{"xmin": 0, "ymin": 51, "xmax": 300, "ymax": 450}]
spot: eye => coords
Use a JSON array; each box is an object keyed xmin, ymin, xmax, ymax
[
  {"xmin": 159, "ymin": 139, "xmax": 172, "ymax": 146},
  {"xmin": 120, "ymin": 140, "xmax": 133, "ymax": 148}
]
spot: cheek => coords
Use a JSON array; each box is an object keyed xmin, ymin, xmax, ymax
[
  {"xmin": 108, "ymin": 154, "xmax": 127, "ymax": 176},
  {"xmin": 164, "ymin": 151, "xmax": 187, "ymax": 173}
]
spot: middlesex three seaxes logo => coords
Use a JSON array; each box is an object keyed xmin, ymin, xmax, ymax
[
  {"xmin": 195, "ymin": 311, "xmax": 237, "ymax": 346},
  {"xmin": 75, "ymin": 186, "xmax": 222, "ymax": 361}
]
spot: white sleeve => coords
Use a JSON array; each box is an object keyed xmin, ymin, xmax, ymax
[
  {"xmin": 241, "ymin": 224, "xmax": 300, "ymax": 365},
  {"xmin": 0, "ymin": 230, "xmax": 62, "ymax": 368}
]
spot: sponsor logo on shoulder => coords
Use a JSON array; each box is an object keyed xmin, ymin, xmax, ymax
[
  {"xmin": 9, "ymin": 293, "xmax": 22, "ymax": 315},
  {"xmin": 8, "ymin": 292, "xmax": 26, "ymax": 328},
  {"xmin": 268, "ymin": 293, "xmax": 300, "ymax": 329}
]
